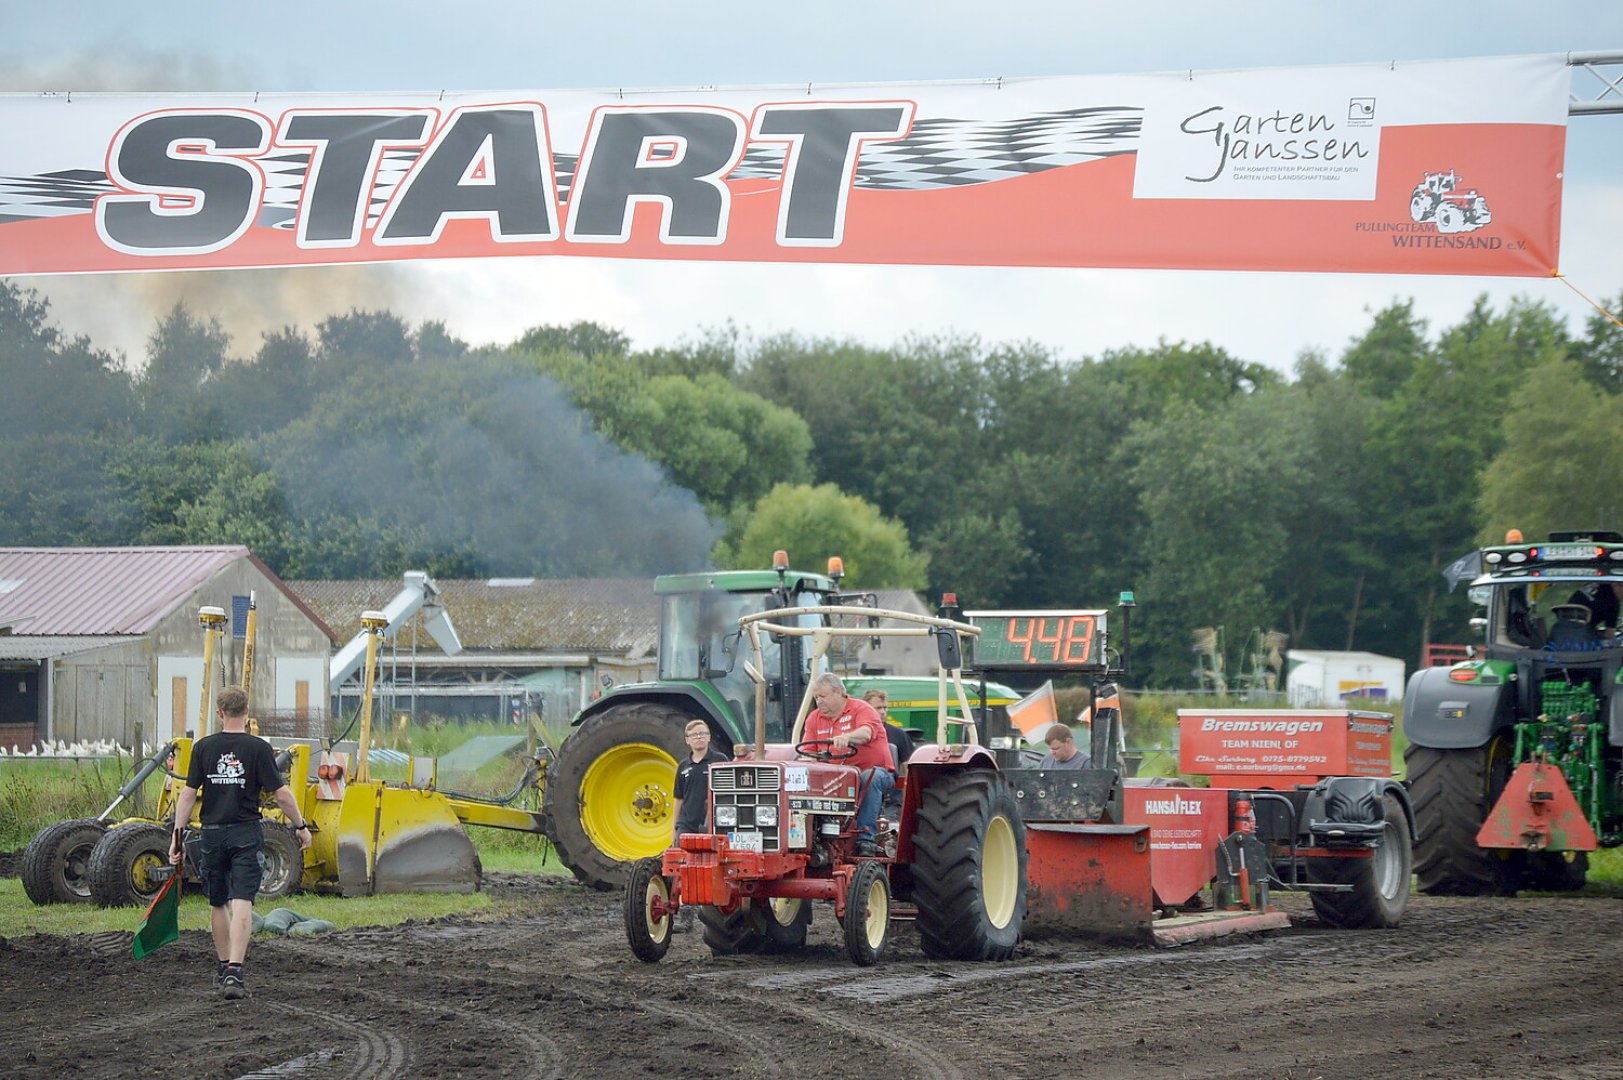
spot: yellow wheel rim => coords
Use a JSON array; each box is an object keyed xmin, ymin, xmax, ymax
[
  {"xmin": 982, "ymin": 814, "xmax": 1018, "ymax": 929},
  {"xmin": 644, "ymin": 873, "xmax": 671, "ymax": 944},
  {"xmin": 132, "ymin": 851, "xmax": 166, "ymax": 894},
  {"xmin": 580, "ymin": 742, "xmax": 678, "ymax": 862},
  {"xmin": 768, "ymin": 896, "xmax": 803, "ymax": 927},
  {"xmin": 863, "ymin": 876, "xmax": 888, "ymax": 949}
]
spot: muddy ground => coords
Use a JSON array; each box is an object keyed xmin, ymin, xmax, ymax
[{"xmin": 0, "ymin": 870, "xmax": 1619, "ymax": 1080}]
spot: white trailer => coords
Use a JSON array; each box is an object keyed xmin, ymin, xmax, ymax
[{"xmin": 1285, "ymin": 650, "xmax": 1406, "ymax": 708}]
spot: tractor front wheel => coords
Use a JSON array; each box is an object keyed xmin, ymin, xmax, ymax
[
  {"xmin": 1406, "ymin": 740, "xmax": 1523, "ymax": 896},
  {"xmin": 624, "ymin": 857, "xmax": 673, "ymax": 962},
  {"xmin": 21, "ymin": 818, "xmax": 106, "ymax": 905},
  {"xmin": 87, "ymin": 821, "xmax": 173, "ymax": 908},
  {"xmin": 912, "ymin": 771, "xmax": 1027, "ymax": 961},
  {"xmin": 842, "ymin": 860, "xmax": 891, "ymax": 966},
  {"xmin": 543, "ymin": 702, "xmax": 692, "ymax": 891},
  {"xmin": 1307, "ymin": 791, "xmax": 1413, "ymax": 929}
]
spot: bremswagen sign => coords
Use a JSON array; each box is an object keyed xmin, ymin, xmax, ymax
[{"xmin": 0, "ymin": 53, "xmax": 1569, "ymax": 278}]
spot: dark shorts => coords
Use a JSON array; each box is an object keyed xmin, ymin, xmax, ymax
[{"xmin": 199, "ymin": 821, "xmax": 264, "ymax": 906}]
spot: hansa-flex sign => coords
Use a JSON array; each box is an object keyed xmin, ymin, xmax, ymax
[{"xmin": 0, "ymin": 53, "xmax": 1568, "ymax": 278}]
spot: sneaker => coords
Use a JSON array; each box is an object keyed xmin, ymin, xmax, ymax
[
  {"xmin": 221, "ymin": 966, "xmax": 249, "ymax": 1000},
  {"xmin": 854, "ymin": 840, "xmax": 883, "ymax": 858},
  {"xmin": 215, "ymin": 960, "xmax": 228, "ymax": 989}
]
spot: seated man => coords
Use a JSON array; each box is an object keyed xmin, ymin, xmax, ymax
[
  {"xmin": 804, "ymin": 672, "xmax": 894, "ymax": 858},
  {"xmin": 1566, "ymin": 581, "xmax": 1622, "ymax": 639},
  {"xmin": 864, "ymin": 688, "xmax": 912, "ymax": 815},
  {"xmin": 1037, "ymin": 723, "xmax": 1091, "ymax": 770}
]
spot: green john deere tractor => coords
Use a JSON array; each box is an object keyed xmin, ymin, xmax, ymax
[
  {"xmin": 540, "ymin": 556, "xmax": 1017, "ymax": 890},
  {"xmin": 1402, "ymin": 529, "xmax": 1622, "ymax": 895}
]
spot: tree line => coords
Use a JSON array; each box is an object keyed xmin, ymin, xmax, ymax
[{"xmin": 1, "ymin": 281, "xmax": 1617, "ymax": 685}]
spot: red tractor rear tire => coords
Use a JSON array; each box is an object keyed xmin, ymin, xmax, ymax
[{"xmin": 911, "ymin": 770, "xmax": 1027, "ymax": 961}]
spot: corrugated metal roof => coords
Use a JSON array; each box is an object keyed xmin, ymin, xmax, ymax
[
  {"xmin": 289, "ymin": 578, "xmax": 659, "ymax": 657},
  {"xmin": 0, "ymin": 547, "xmax": 257, "ymax": 636},
  {"xmin": 0, "ymin": 634, "xmax": 142, "ymax": 661}
]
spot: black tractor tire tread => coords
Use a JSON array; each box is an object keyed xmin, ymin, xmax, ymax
[
  {"xmin": 910, "ymin": 770, "xmax": 1028, "ymax": 961},
  {"xmin": 842, "ymin": 860, "xmax": 891, "ymax": 967},
  {"xmin": 22, "ymin": 818, "xmax": 107, "ymax": 905},
  {"xmin": 755, "ymin": 897, "xmax": 811, "ymax": 953},
  {"xmin": 699, "ymin": 903, "xmax": 765, "ymax": 957},
  {"xmin": 257, "ymin": 821, "xmax": 302, "ymax": 901},
  {"xmin": 542, "ymin": 701, "xmax": 695, "ymax": 892},
  {"xmin": 87, "ymin": 821, "xmax": 173, "ymax": 908},
  {"xmin": 1307, "ymin": 791, "xmax": 1413, "ymax": 929},
  {"xmin": 1405, "ymin": 743, "xmax": 1520, "ymax": 897}
]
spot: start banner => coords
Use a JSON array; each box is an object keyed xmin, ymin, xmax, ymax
[{"xmin": 0, "ymin": 54, "xmax": 1569, "ymax": 278}]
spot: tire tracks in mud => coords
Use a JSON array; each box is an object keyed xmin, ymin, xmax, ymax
[{"xmin": 258, "ymin": 1002, "xmax": 409, "ymax": 1080}]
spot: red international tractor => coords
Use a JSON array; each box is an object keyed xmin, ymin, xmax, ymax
[
  {"xmin": 625, "ymin": 594, "xmax": 1414, "ymax": 965},
  {"xmin": 1408, "ymin": 170, "xmax": 1493, "ymax": 233}
]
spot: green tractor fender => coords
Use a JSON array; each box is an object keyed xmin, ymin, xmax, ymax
[
  {"xmin": 572, "ymin": 682, "xmax": 746, "ymax": 746},
  {"xmin": 1401, "ymin": 664, "xmax": 1517, "ymax": 750}
]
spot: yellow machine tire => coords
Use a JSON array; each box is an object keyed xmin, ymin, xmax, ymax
[
  {"xmin": 87, "ymin": 821, "xmax": 173, "ymax": 908},
  {"xmin": 21, "ymin": 818, "xmax": 107, "ymax": 905},
  {"xmin": 257, "ymin": 822, "xmax": 302, "ymax": 901},
  {"xmin": 543, "ymin": 702, "xmax": 692, "ymax": 891}
]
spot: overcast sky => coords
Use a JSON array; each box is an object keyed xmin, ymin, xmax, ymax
[{"xmin": 3, "ymin": 2, "xmax": 1621, "ymax": 372}]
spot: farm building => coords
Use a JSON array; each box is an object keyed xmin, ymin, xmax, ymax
[
  {"xmin": 287, "ymin": 580, "xmax": 940, "ymax": 731},
  {"xmin": 0, "ymin": 547, "xmax": 336, "ymax": 751},
  {"xmin": 288, "ymin": 577, "xmax": 661, "ymax": 730}
]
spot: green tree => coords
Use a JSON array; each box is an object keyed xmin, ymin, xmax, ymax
[
  {"xmin": 715, "ymin": 483, "xmax": 927, "ymax": 590},
  {"xmin": 137, "ymin": 304, "xmax": 231, "ymax": 441},
  {"xmin": 1476, "ymin": 353, "xmax": 1623, "ymax": 540}
]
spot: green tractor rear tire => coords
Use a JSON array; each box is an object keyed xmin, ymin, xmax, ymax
[
  {"xmin": 21, "ymin": 818, "xmax": 107, "ymax": 905},
  {"xmin": 543, "ymin": 702, "xmax": 691, "ymax": 891},
  {"xmin": 911, "ymin": 770, "xmax": 1027, "ymax": 961},
  {"xmin": 1405, "ymin": 739, "xmax": 1524, "ymax": 896}
]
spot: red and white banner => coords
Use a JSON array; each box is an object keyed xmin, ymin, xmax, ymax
[{"xmin": 0, "ymin": 54, "xmax": 1568, "ymax": 278}]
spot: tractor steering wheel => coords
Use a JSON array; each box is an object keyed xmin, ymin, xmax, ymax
[{"xmin": 795, "ymin": 739, "xmax": 858, "ymax": 762}]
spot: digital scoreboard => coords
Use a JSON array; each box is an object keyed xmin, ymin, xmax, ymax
[{"xmin": 964, "ymin": 610, "xmax": 1109, "ymax": 670}]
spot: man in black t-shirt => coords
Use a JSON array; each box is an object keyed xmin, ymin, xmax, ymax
[
  {"xmin": 672, "ymin": 719, "xmax": 731, "ymax": 840},
  {"xmin": 169, "ymin": 686, "xmax": 311, "ymax": 999},
  {"xmin": 670, "ymin": 719, "xmax": 729, "ymax": 932}
]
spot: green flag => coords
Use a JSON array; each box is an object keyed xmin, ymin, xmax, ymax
[{"xmin": 132, "ymin": 873, "xmax": 180, "ymax": 958}]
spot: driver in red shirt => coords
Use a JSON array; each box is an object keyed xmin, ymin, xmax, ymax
[{"xmin": 803, "ymin": 672, "xmax": 894, "ymax": 857}]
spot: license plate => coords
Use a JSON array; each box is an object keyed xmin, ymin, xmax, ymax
[
  {"xmin": 1543, "ymin": 543, "xmax": 1592, "ymax": 560},
  {"xmin": 728, "ymin": 831, "xmax": 763, "ymax": 853}
]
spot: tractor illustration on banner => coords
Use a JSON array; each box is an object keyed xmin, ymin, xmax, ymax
[{"xmin": 1409, "ymin": 170, "xmax": 1493, "ymax": 233}]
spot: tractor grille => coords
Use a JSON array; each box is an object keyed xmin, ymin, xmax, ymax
[{"xmin": 711, "ymin": 766, "xmax": 781, "ymax": 793}]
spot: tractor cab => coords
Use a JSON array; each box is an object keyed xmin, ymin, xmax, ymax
[{"xmin": 1404, "ymin": 529, "xmax": 1623, "ymax": 895}]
